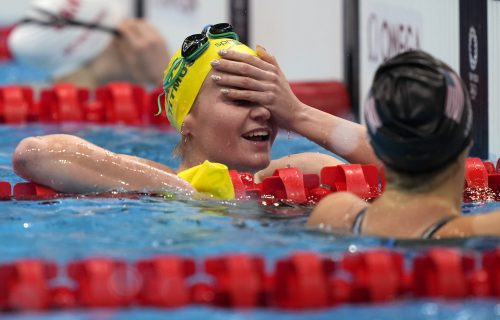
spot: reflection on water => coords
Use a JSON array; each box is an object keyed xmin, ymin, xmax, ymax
[{"xmin": 1, "ymin": 126, "xmax": 500, "ymax": 319}]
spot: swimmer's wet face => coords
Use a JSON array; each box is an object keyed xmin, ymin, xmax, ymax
[
  {"xmin": 159, "ymin": 23, "xmax": 274, "ymax": 171},
  {"xmin": 182, "ymin": 70, "xmax": 278, "ymax": 173}
]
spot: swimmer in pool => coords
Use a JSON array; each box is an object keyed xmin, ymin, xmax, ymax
[
  {"xmin": 8, "ymin": 0, "xmax": 169, "ymax": 88},
  {"xmin": 12, "ymin": 23, "xmax": 377, "ymax": 198},
  {"xmin": 305, "ymin": 50, "xmax": 500, "ymax": 239}
]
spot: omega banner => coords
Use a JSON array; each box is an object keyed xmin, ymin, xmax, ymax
[
  {"xmin": 359, "ymin": 1, "xmax": 422, "ymax": 119},
  {"xmin": 459, "ymin": 0, "xmax": 489, "ymax": 159}
]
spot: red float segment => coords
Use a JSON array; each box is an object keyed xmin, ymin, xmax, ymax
[
  {"xmin": 465, "ymin": 158, "xmax": 488, "ymax": 188},
  {"xmin": 412, "ymin": 249, "xmax": 475, "ymax": 298},
  {"xmin": 262, "ymin": 168, "xmax": 308, "ymax": 203},
  {"xmin": 84, "ymin": 101, "xmax": 105, "ymax": 123},
  {"xmin": 290, "ymin": 81, "xmax": 352, "ymax": 119},
  {"xmin": 467, "ymin": 269, "xmax": 491, "ymax": 297},
  {"xmin": 308, "ymin": 187, "xmax": 332, "ymax": 203},
  {"xmin": 0, "ymin": 26, "xmax": 14, "ymax": 61},
  {"xmin": 39, "ymin": 84, "xmax": 88, "ymax": 122},
  {"xmin": 483, "ymin": 249, "xmax": 500, "ymax": 297},
  {"xmin": 229, "ymin": 170, "xmax": 247, "ymax": 199},
  {"xmin": 321, "ymin": 164, "xmax": 379, "ymax": 199},
  {"xmin": 273, "ymin": 252, "xmax": 335, "ymax": 309},
  {"xmin": 0, "ymin": 181, "xmax": 11, "ymax": 200},
  {"xmin": 95, "ymin": 82, "xmax": 146, "ymax": 125},
  {"xmin": 145, "ymin": 86, "xmax": 173, "ymax": 128},
  {"xmin": 205, "ymin": 254, "xmax": 267, "ymax": 307},
  {"xmin": 341, "ymin": 250, "xmax": 405, "ymax": 302},
  {"xmin": 483, "ymin": 161, "xmax": 495, "ymax": 174},
  {"xmin": 135, "ymin": 256, "xmax": 195, "ymax": 307},
  {"xmin": 68, "ymin": 258, "xmax": 139, "ymax": 307},
  {"xmin": 190, "ymin": 282, "xmax": 216, "ymax": 305},
  {"xmin": 0, "ymin": 260, "xmax": 57, "ymax": 311},
  {"xmin": 261, "ymin": 168, "xmax": 321, "ymax": 204},
  {"xmin": 0, "ymin": 86, "xmax": 34, "ymax": 124},
  {"xmin": 13, "ymin": 182, "xmax": 58, "ymax": 200},
  {"xmin": 49, "ymin": 286, "xmax": 77, "ymax": 309},
  {"xmin": 487, "ymin": 174, "xmax": 500, "ymax": 200}
]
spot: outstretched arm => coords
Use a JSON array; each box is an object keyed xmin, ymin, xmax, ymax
[
  {"xmin": 12, "ymin": 134, "xmax": 193, "ymax": 194},
  {"xmin": 211, "ymin": 46, "xmax": 380, "ymax": 165}
]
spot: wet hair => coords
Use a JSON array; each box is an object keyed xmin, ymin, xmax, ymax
[
  {"xmin": 364, "ymin": 50, "xmax": 473, "ymax": 174},
  {"xmin": 172, "ymin": 139, "xmax": 186, "ymax": 159}
]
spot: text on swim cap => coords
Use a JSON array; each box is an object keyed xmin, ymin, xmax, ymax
[{"xmin": 166, "ymin": 64, "xmax": 190, "ymax": 123}]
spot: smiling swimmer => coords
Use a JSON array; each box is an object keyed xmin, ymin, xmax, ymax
[{"xmin": 156, "ymin": 24, "xmax": 257, "ymax": 200}]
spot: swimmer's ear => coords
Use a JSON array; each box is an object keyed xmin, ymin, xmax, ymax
[{"xmin": 181, "ymin": 114, "xmax": 194, "ymax": 136}]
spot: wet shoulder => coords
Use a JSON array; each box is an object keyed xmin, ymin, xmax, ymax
[
  {"xmin": 308, "ymin": 191, "xmax": 368, "ymax": 232},
  {"xmin": 433, "ymin": 210, "xmax": 500, "ymax": 238}
]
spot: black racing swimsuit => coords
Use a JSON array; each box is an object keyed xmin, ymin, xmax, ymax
[{"xmin": 351, "ymin": 208, "xmax": 456, "ymax": 239}]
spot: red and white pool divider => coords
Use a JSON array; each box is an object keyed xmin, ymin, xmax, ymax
[
  {"xmin": 0, "ymin": 158, "xmax": 499, "ymax": 203},
  {"xmin": 0, "ymin": 248, "xmax": 499, "ymax": 311}
]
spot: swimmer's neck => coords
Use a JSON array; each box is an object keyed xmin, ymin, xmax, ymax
[{"xmin": 381, "ymin": 176, "xmax": 463, "ymax": 215}]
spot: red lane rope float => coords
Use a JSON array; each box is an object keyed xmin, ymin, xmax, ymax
[
  {"xmin": 205, "ymin": 254, "xmax": 268, "ymax": 307},
  {"xmin": 0, "ymin": 86, "xmax": 34, "ymax": 124},
  {"xmin": 3, "ymin": 158, "xmax": 500, "ymax": 203},
  {"xmin": 0, "ymin": 26, "xmax": 13, "ymax": 61},
  {"xmin": 0, "ymin": 181, "xmax": 11, "ymax": 200},
  {"xmin": 290, "ymin": 81, "xmax": 352, "ymax": 119},
  {"xmin": 39, "ymin": 84, "xmax": 89, "ymax": 122},
  {"xmin": 96, "ymin": 83, "xmax": 146, "ymax": 125},
  {"xmin": 0, "ymin": 81, "xmax": 352, "ymax": 126},
  {"xmin": 0, "ymin": 248, "xmax": 499, "ymax": 312}
]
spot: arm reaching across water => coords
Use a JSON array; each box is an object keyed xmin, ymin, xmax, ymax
[
  {"xmin": 12, "ymin": 134, "xmax": 194, "ymax": 194},
  {"xmin": 210, "ymin": 46, "xmax": 380, "ymax": 165}
]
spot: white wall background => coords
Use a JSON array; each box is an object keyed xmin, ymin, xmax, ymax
[
  {"xmin": 146, "ymin": 0, "xmax": 344, "ymax": 82},
  {"xmin": 0, "ymin": 1, "xmax": 32, "ymax": 25},
  {"xmin": 359, "ymin": 0, "xmax": 459, "ymax": 117},
  {"xmin": 146, "ymin": 0, "xmax": 230, "ymax": 54},
  {"xmin": 488, "ymin": 0, "xmax": 500, "ymax": 159},
  {"xmin": 0, "ymin": 0, "xmax": 135, "ymax": 25},
  {"xmin": 250, "ymin": 0, "xmax": 343, "ymax": 81}
]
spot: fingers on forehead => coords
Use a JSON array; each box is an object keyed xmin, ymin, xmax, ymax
[{"xmin": 224, "ymin": 49, "xmax": 270, "ymax": 68}]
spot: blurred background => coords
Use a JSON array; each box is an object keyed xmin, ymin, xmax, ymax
[{"xmin": 0, "ymin": 0, "xmax": 499, "ymax": 158}]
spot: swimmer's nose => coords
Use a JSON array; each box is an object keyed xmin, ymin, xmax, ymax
[{"xmin": 249, "ymin": 105, "xmax": 271, "ymax": 122}]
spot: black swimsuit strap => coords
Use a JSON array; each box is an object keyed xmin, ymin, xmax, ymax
[
  {"xmin": 421, "ymin": 215, "xmax": 457, "ymax": 239},
  {"xmin": 352, "ymin": 207, "xmax": 368, "ymax": 235},
  {"xmin": 352, "ymin": 208, "xmax": 456, "ymax": 239}
]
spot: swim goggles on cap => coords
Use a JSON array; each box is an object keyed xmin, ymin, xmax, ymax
[
  {"xmin": 18, "ymin": 7, "xmax": 121, "ymax": 37},
  {"xmin": 155, "ymin": 23, "xmax": 240, "ymax": 116}
]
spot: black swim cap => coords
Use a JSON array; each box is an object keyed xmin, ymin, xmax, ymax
[{"xmin": 364, "ymin": 50, "xmax": 473, "ymax": 173}]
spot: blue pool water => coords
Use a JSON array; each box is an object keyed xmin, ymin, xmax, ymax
[
  {"xmin": 1, "ymin": 124, "xmax": 500, "ymax": 320},
  {"xmin": 1, "ymin": 61, "xmax": 500, "ymax": 319}
]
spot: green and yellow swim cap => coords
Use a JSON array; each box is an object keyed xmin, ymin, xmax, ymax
[{"xmin": 159, "ymin": 37, "xmax": 257, "ymax": 131}]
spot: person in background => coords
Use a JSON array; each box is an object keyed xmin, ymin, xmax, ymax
[
  {"xmin": 12, "ymin": 23, "xmax": 377, "ymax": 199},
  {"xmin": 8, "ymin": 0, "xmax": 169, "ymax": 89},
  {"xmin": 304, "ymin": 50, "xmax": 500, "ymax": 239}
]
